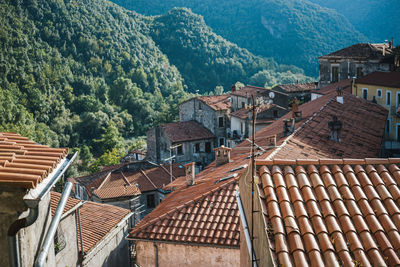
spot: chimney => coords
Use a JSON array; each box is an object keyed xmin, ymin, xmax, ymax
[
  {"xmin": 291, "ymin": 97, "xmax": 302, "ymax": 121},
  {"xmin": 283, "ymin": 118, "xmax": 295, "ymax": 136},
  {"xmin": 214, "ymin": 146, "xmax": 232, "ymax": 166},
  {"xmin": 232, "ymin": 84, "xmax": 236, "ymax": 92},
  {"xmin": 328, "ymin": 116, "xmax": 342, "ymax": 142},
  {"xmin": 184, "ymin": 162, "xmax": 195, "ymax": 186},
  {"xmin": 314, "ymin": 81, "xmax": 318, "ymax": 90},
  {"xmin": 383, "ymin": 45, "xmax": 386, "ymax": 56},
  {"xmin": 336, "ymin": 87, "xmax": 344, "ymax": 104}
]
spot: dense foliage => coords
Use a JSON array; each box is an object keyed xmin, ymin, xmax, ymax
[
  {"xmin": 0, "ymin": 0, "xmax": 312, "ymax": 174},
  {"xmin": 308, "ymin": 0, "xmax": 400, "ymax": 43},
  {"xmin": 112, "ymin": 0, "xmax": 367, "ymax": 76}
]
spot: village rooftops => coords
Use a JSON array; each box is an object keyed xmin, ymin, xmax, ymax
[
  {"xmin": 319, "ymin": 43, "xmax": 393, "ymax": 61},
  {"xmin": 161, "ymin": 120, "xmax": 215, "ymax": 143},
  {"xmin": 255, "ymin": 158, "xmax": 400, "ymax": 267},
  {"xmin": 180, "ymin": 94, "xmax": 231, "ymax": 111},
  {"xmin": 273, "ymin": 82, "xmax": 317, "ymax": 93},
  {"xmin": 231, "ymin": 85, "xmax": 269, "ymax": 97},
  {"xmin": 0, "ymin": 132, "xmax": 69, "ymax": 189},
  {"xmin": 312, "ymin": 79, "xmax": 353, "ymax": 96},
  {"xmin": 50, "ymin": 192, "xmax": 131, "ymax": 255},
  {"xmin": 356, "ymin": 71, "xmax": 400, "ymax": 88},
  {"xmin": 71, "ymin": 162, "xmax": 185, "ymax": 200},
  {"xmin": 230, "ymin": 104, "xmax": 287, "ymax": 120}
]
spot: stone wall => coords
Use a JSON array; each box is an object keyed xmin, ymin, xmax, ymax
[
  {"xmin": 55, "ymin": 212, "xmax": 79, "ymax": 267},
  {"xmin": 135, "ymin": 241, "xmax": 240, "ymax": 267}
]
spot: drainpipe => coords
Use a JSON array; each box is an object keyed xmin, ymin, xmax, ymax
[
  {"xmin": 235, "ymin": 190, "xmax": 258, "ymax": 267},
  {"xmin": 7, "ymin": 152, "xmax": 77, "ymax": 267},
  {"xmin": 153, "ymin": 242, "xmax": 159, "ymax": 267},
  {"xmin": 35, "ymin": 182, "xmax": 73, "ymax": 267}
]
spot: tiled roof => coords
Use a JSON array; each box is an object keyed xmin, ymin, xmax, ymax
[
  {"xmin": 50, "ymin": 192, "xmax": 131, "ymax": 254},
  {"xmin": 198, "ymin": 95, "xmax": 231, "ymax": 111},
  {"xmin": 319, "ymin": 43, "xmax": 393, "ymax": 61},
  {"xmin": 161, "ymin": 121, "xmax": 215, "ymax": 143},
  {"xmin": 0, "ymin": 132, "xmax": 69, "ymax": 189},
  {"xmin": 231, "ymin": 85, "xmax": 268, "ymax": 97},
  {"xmin": 128, "ymin": 88, "xmax": 388, "ymax": 248},
  {"xmin": 129, "ymin": 178, "xmax": 240, "ymax": 246},
  {"xmin": 78, "ymin": 200, "xmax": 131, "ymax": 254},
  {"xmin": 231, "ymin": 104, "xmax": 286, "ymax": 120},
  {"xmin": 356, "ymin": 71, "xmax": 400, "ymax": 88},
  {"xmin": 80, "ymin": 163, "xmax": 185, "ymax": 200},
  {"xmin": 313, "ymin": 79, "xmax": 353, "ymax": 95},
  {"xmin": 256, "ymin": 158, "xmax": 400, "ymax": 267},
  {"xmin": 273, "ymin": 83, "xmax": 316, "ymax": 93},
  {"xmin": 50, "ymin": 191, "xmax": 81, "ymax": 216}
]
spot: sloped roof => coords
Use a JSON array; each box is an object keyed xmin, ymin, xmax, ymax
[
  {"xmin": 319, "ymin": 43, "xmax": 393, "ymax": 61},
  {"xmin": 313, "ymin": 79, "xmax": 353, "ymax": 96},
  {"xmin": 256, "ymin": 158, "xmax": 400, "ymax": 267},
  {"xmin": 356, "ymin": 71, "xmax": 400, "ymax": 88},
  {"xmin": 128, "ymin": 89, "xmax": 387, "ymax": 248},
  {"xmin": 231, "ymin": 104, "xmax": 287, "ymax": 120},
  {"xmin": 130, "ymin": 179, "xmax": 239, "ymax": 246},
  {"xmin": 50, "ymin": 192, "xmax": 131, "ymax": 254},
  {"xmin": 0, "ymin": 132, "xmax": 69, "ymax": 189},
  {"xmin": 161, "ymin": 121, "xmax": 215, "ymax": 143},
  {"xmin": 273, "ymin": 83, "xmax": 316, "ymax": 93},
  {"xmin": 231, "ymin": 85, "xmax": 268, "ymax": 97},
  {"xmin": 93, "ymin": 163, "xmax": 185, "ymax": 199},
  {"xmin": 198, "ymin": 95, "xmax": 231, "ymax": 111}
]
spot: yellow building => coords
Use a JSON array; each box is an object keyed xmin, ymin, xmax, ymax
[{"xmin": 353, "ymin": 71, "xmax": 400, "ymax": 145}]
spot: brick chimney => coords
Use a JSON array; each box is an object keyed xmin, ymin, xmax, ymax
[
  {"xmin": 328, "ymin": 115, "xmax": 342, "ymax": 142},
  {"xmin": 214, "ymin": 146, "xmax": 232, "ymax": 166},
  {"xmin": 184, "ymin": 162, "xmax": 195, "ymax": 186},
  {"xmin": 291, "ymin": 97, "xmax": 302, "ymax": 121},
  {"xmin": 336, "ymin": 87, "xmax": 344, "ymax": 104}
]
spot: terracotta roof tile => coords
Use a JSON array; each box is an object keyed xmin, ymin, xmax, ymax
[
  {"xmin": 319, "ymin": 43, "xmax": 393, "ymax": 61},
  {"xmin": 161, "ymin": 121, "xmax": 215, "ymax": 143},
  {"xmin": 356, "ymin": 71, "xmax": 400, "ymax": 88},
  {"xmin": 259, "ymin": 161, "xmax": 400, "ymax": 267},
  {"xmin": 50, "ymin": 191, "xmax": 81, "ymax": 216},
  {"xmin": 231, "ymin": 85, "xmax": 268, "ymax": 97},
  {"xmin": 0, "ymin": 132, "xmax": 68, "ymax": 189},
  {"xmin": 273, "ymin": 83, "xmax": 316, "ymax": 93},
  {"xmin": 197, "ymin": 95, "xmax": 231, "ymax": 111}
]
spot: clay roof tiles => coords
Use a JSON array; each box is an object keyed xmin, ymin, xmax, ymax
[
  {"xmin": 356, "ymin": 71, "xmax": 400, "ymax": 88},
  {"xmin": 197, "ymin": 95, "xmax": 231, "ymax": 111},
  {"xmin": 319, "ymin": 43, "xmax": 393, "ymax": 61},
  {"xmin": 0, "ymin": 132, "xmax": 68, "ymax": 189},
  {"xmin": 50, "ymin": 192, "xmax": 131, "ymax": 254},
  {"xmin": 257, "ymin": 159, "xmax": 400, "ymax": 267},
  {"xmin": 231, "ymin": 85, "xmax": 269, "ymax": 97},
  {"xmin": 274, "ymin": 83, "xmax": 316, "ymax": 93},
  {"xmin": 161, "ymin": 121, "xmax": 215, "ymax": 143}
]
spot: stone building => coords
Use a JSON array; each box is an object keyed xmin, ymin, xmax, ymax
[
  {"xmin": 319, "ymin": 42, "xmax": 395, "ymax": 87},
  {"xmin": 179, "ymin": 95, "xmax": 231, "ymax": 147},
  {"xmin": 272, "ymin": 82, "xmax": 318, "ymax": 103},
  {"xmin": 147, "ymin": 120, "xmax": 216, "ymax": 168}
]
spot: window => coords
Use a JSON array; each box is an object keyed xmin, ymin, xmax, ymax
[
  {"xmin": 331, "ymin": 66, "xmax": 339, "ymax": 82},
  {"xmin": 386, "ymin": 119, "xmax": 391, "ymax": 134},
  {"xmin": 240, "ymin": 122, "xmax": 244, "ymax": 134},
  {"xmin": 377, "ymin": 89, "xmax": 382, "ymax": 98},
  {"xmin": 194, "ymin": 143, "xmax": 200, "ymax": 153},
  {"xmin": 362, "ymin": 88, "xmax": 368, "ymax": 100},
  {"xmin": 219, "ymin": 138, "xmax": 225, "ymax": 146},
  {"xmin": 356, "ymin": 67, "xmax": 363, "ymax": 78},
  {"xmin": 397, "ymin": 124, "xmax": 400, "ymax": 142},
  {"xmin": 198, "ymin": 102, "xmax": 202, "ymax": 110},
  {"xmin": 177, "ymin": 145, "xmax": 183, "ymax": 155},
  {"xmin": 205, "ymin": 142, "xmax": 211, "ymax": 153},
  {"xmin": 218, "ymin": 116, "xmax": 224, "ymax": 127},
  {"xmin": 241, "ymin": 102, "xmax": 245, "ymax": 108},
  {"xmin": 147, "ymin": 194, "xmax": 156, "ymax": 208},
  {"xmin": 387, "ymin": 91, "xmax": 391, "ymax": 105},
  {"xmin": 273, "ymin": 110, "xmax": 278, "ymax": 118},
  {"xmin": 397, "ymin": 92, "xmax": 400, "ymax": 107}
]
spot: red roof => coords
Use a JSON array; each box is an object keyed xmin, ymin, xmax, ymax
[
  {"xmin": 231, "ymin": 85, "xmax": 268, "ymax": 97},
  {"xmin": 231, "ymin": 104, "xmax": 286, "ymax": 120},
  {"xmin": 319, "ymin": 43, "xmax": 393, "ymax": 61},
  {"xmin": 256, "ymin": 158, "xmax": 400, "ymax": 267},
  {"xmin": 274, "ymin": 83, "xmax": 316, "ymax": 93},
  {"xmin": 161, "ymin": 121, "xmax": 215, "ymax": 143},
  {"xmin": 50, "ymin": 192, "xmax": 131, "ymax": 254},
  {"xmin": 0, "ymin": 132, "xmax": 69, "ymax": 189},
  {"xmin": 313, "ymin": 79, "xmax": 353, "ymax": 95},
  {"xmin": 356, "ymin": 71, "xmax": 400, "ymax": 88},
  {"xmin": 198, "ymin": 95, "xmax": 231, "ymax": 111}
]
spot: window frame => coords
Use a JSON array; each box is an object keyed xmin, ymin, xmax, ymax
[
  {"xmin": 386, "ymin": 118, "xmax": 391, "ymax": 134},
  {"xmin": 219, "ymin": 137, "xmax": 225, "ymax": 147},
  {"xmin": 331, "ymin": 65, "xmax": 339, "ymax": 82},
  {"xmin": 362, "ymin": 88, "xmax": 368, "ymax": 100},
  {"xmin": 194, "ymin": 143, "xmax": 200, "ymax": 153},
  {"xmin": 177, "ymin": 145, "xmax": 183, "ymax": 155},
  {"xmin": 218, "ymin": 116, "xmax": 224, "ymax": 128},
  {"xmin": 377, "ymin": 89, "xmax": 382, "ymax": 98},
  {"xmin": 205, "ymin": 142, "xmax": 211, "ymax": 153},
  {"xmin": 146, "ymin": 194, "xmax": 156, "ymax": 209},
  {"xmin": 387, "ymin": 91, "xmax": 392, "ymax": 106}
]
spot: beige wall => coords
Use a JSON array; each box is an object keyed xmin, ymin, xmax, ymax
[
  {"xmin": 135, "ymin": 241, "xmax": 239, "ymax": 267},
  {"xmin": 55, "ymin": 212, "xmax": 79, "ymax": 267}
]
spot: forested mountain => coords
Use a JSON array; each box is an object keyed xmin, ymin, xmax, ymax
[
  {"xmin": 308, "ymin": 0, "xmax": 400, "ymax": 43},
  {"xmin": 112, "ymin": 0, "xmax": 367, "ymax": 76},
  {"xmin": 0, "ymin": 0, "xmax": 310, "ymax": 172}
]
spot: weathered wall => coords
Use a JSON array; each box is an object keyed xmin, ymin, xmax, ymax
[
  {"xmin": 83, "ymin": 219, "xmax": 130, "ymax": 267},
  {"xmin": 179, "ymin": 98, "xmax": 217, "ymax": 135},
  {"xmin": 135, "ymin": 241, "xmax": 240, "ymax": 267},
  {"xmin": 55, "ymin": 212, "xmax": 79, "ymax": 267},
  {"xmin": 146, "ymin": 127, "xmax": 159, "ymax": 162},
  {"xmin": 0, "ymin": 186, "xmax": 27, "ymax": 267},
  {"xmin": 231, "ymin": 116, "xmax": 246, "ymax": 137}
]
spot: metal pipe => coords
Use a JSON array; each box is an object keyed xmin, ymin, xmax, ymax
[
  {"xmin": 7, "ymin": 152, "xmax": 77, "ymax": 267},
  {"xmin": 76, "ymin": 207, "xmax": 84, "ymax": 258},
  {"xmin": 235, "ymin": 190, "xmax": 258, "ymax": 267},
  {"xmin": 35, "ymin": 182, "xmax": 73, "ymax": 267}
]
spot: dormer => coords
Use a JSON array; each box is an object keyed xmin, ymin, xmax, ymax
[{"xmin": 214, "ymin": 146, "xmax": 232, "ymax": 166}]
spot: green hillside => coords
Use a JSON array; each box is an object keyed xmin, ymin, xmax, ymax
[
  {"xmin": 112, "ymin": 0, "xmax": 367, "ymax": 75},
  {"xmin": 308, "ymin": 0, "xmax": 400, "ymax": 42},
  {"xmin": 0, "ymin": 0, "xmax": 310, "ymax": 170}
]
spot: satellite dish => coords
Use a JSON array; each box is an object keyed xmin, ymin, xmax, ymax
[{"xmin": 269, "ymin": 91, "xmax": 275, "ymax": 99}]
